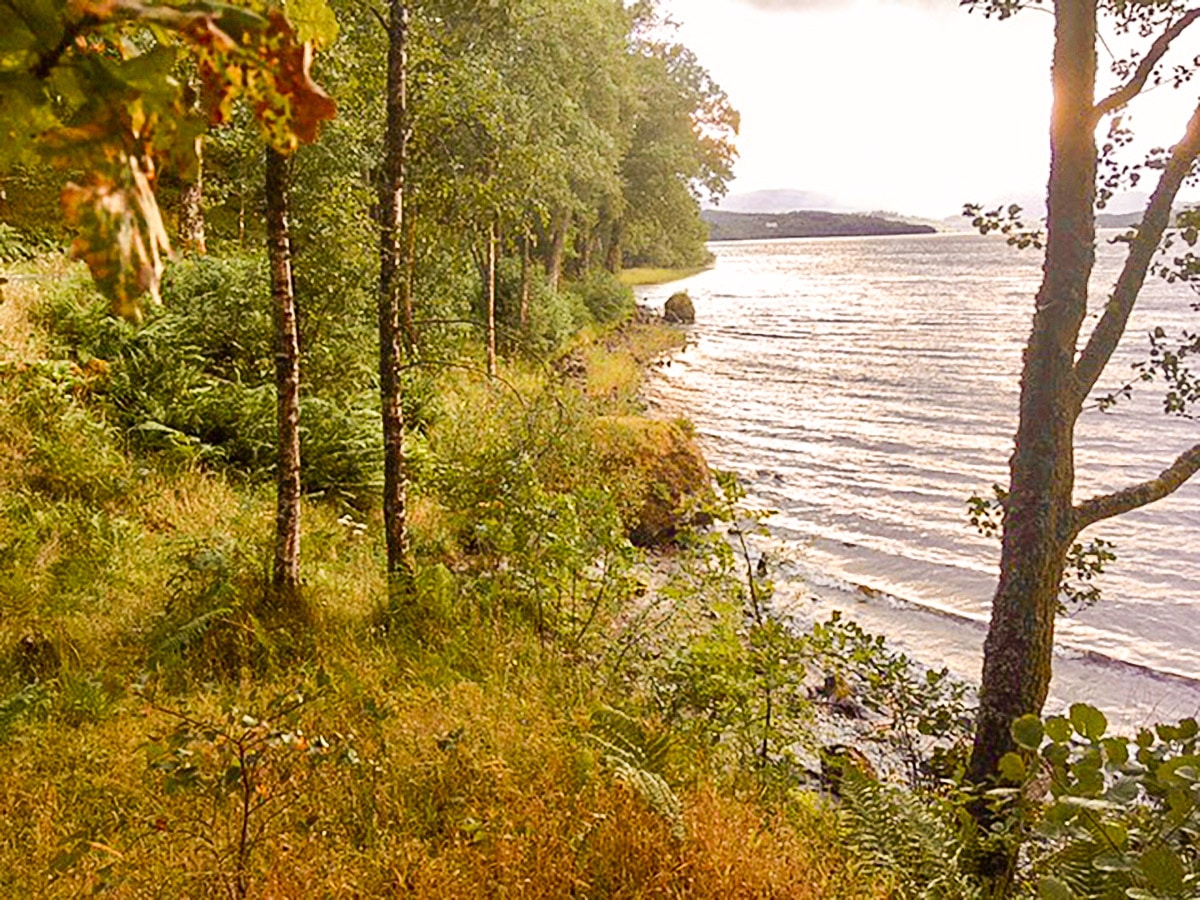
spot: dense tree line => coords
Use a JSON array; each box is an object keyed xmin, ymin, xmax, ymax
[{"xmin": 1, "ymin": 0, "xmax": 737, "ymax": 606}]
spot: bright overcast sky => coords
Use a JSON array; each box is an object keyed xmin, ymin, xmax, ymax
[{"xmin": 661, "ymin": 0, "xmax": 1200, "ymax": 218}]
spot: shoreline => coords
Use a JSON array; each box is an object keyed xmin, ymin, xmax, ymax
[{"xmin": 633, "ymin": 284, "xmax": 1200, "ymax": 735}]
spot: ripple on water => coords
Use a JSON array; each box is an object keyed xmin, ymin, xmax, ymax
[{"xmin": 639, "ymin": 233, "xmax": 1200, "ymax": 721}]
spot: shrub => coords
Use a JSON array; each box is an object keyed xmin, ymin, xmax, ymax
[
  {"xmin": 488, "ymin": 257, "xmax": 591, "ymax": 357},
  {"xmin": 572, "ymin": 268, "xmax": 635, "ymax": 324},
  {"xmin": 0, "ymin": 223, "xmax": 57, "ymax": 263},
  {"xmin": 38, "ymin": 258, "xmax": 390, "ymax": 504}
]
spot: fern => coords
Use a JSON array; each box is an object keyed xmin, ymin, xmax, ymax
[
  {"xmin": 587, "ymin": 706, "xmax": 684, "ymax": 837},
  {"xmin": 151, "ymin": 606, "xmax": 233, "ymax": 660},
  {"xmin": 838, "ymin": 768, "xmax": 984, "ymax": 900},
  {"xmin": 0, "ymin": 684, "xmax": 49, "ymax": 740}
]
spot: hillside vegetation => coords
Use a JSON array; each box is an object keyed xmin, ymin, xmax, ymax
[
  {"xmin": 702, "ymin": 209, "xmax": 938, "ymax": 242},
  {"xmin": 0, "ymin": 255, "xmax": 893, "ymax": 897}
]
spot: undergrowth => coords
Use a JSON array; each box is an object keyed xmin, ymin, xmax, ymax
[{"xmin": 0, "ymin": 256, "xmax": 889, "ymax": 898}]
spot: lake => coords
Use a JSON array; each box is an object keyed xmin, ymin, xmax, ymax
[{"xmin": 637, "ymin": 232, "xmax": 1200, "ymax": 725}]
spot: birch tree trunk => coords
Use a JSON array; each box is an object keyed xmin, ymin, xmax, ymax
[
  {"xmin": 486, "ymin": 220, "xmax": 497, "ymax": 377},
  {"xmin": 179, "ymin": 137, "xmax": 206, "ymax": 255},
  {"xmin": 265, "ymin": 147, "xmax": 302, "ymax": 608},
  {"xmin": 378, "ymin": 0, "xmax": 415, "ymax": 592},
  {"xmin": 969, "ymin": 0, "xmax": 1200, "ymax": 788}
]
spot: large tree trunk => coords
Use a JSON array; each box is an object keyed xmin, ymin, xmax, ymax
[
  {"xmin": 969, "ymin": 0, "xmax": 1098, "ymax": 785},
  {"xmin": 265, "ymin": 147, "xmax": 302, "ymax": 609},
  {"xmin": 378, "ymin": 0, "xmax": 415, "ymax": 592}
]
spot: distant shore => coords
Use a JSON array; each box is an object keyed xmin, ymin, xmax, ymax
[{"xmin": 702, "ymin": 208, "xmax": 937, "ymax": 242}]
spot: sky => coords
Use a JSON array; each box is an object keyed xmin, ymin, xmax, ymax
[{"xmin": 660, "ymin": 0, "xmax": 1200, "ymax": 218}]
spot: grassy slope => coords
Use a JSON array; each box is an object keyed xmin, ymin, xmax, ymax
[
  {"xmin": 0, "ymin": 258, "xmax": 889, "ymax": 898},
  {"xmin": 618, "ymin": 266, "xmax": 711, "ymax": 287}
]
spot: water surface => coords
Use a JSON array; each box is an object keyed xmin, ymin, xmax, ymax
[{"xmin": 638, "ymin": 233, "xmax": 1200, "ymax": 723}]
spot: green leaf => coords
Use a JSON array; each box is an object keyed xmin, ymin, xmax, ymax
[
  {"xmin": 999, "ymin": 752, "xmax": 1026, "ymax": 782},
  {"xmin": 1038, "ymin": 875, "xmax": 1075, "ymax": 900},
  {"xmin": 1103, "ymin": 737, "xmax": 1129, "ymax": 766},
  {"xmin": 1140, "ymin": 844, "xmax": 1185, "ymax": 895},
  {"xmin": 1070, "ymin": 703, "xmax": 1108, "ymax": 741},
  {"xmin": 1044, "ymin": 742, "xmax": 1070, "ymax": 767},
  {"xmin": 284, "ymin": 0, "xmax": 339, "ymax": 47},
  {"xmin": 1156, "ymin": 755, "xmax": 1200, "ymax": 787},
  {"xmin": 1045, "ymin": 715, "xmax": 1073, "ymax": 743},
  {"xmin": 1012, "ymin": 714, "xmax": 1045, "ymax": 750},
  {"xmin": 1099, "ymin": 821, "xmax": 1128, "ymax": 850},
  {"xmin": 1107, "ymin": 777, "xmax": 1140, "ymax": 804}
]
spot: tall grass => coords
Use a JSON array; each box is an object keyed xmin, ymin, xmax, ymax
[{"xmin": 0, "ymin": 256, "xmax": 890, "ymax": 898}]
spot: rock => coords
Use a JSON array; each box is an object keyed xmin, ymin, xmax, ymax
[
  {"xmin": 813, "ymin": 673, "xmax": 868, "ymax": 720},
  {"xmin": 663, "ymin": 291, "xmax": 695, "ymax": 324},
  {"xmin": 588, "ymin": 416, "xmax": 711, "ymax": 547}
]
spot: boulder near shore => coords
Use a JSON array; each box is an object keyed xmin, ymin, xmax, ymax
[{"xmin": 663, "ymin": 291, "xmax": 695, "ymax": 324}]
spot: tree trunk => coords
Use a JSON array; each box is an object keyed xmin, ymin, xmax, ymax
[
  {"xmin": 486, "ymin": 220, "xmax": 497, "ymax": 377},
  {"xmin": 520, "ymin": 232, "xmax": 531, "ymax": 334},
  {"xmin": 179, "ymin": 74, "xmax": 206, "ymax": 255},
  {"xmin": 378, "ymin": 0, "xmax": 415, "ymax": 593},
  {"xmin": 605, "ymin": 218, "xmax": 622, "ymax": 274},
  {"xmin": 179, "ymin": 138, "xmax": 207, "ymax": 255},
  {"xmin": 401, "ymin": 212, "xmax": 419, "ymax": 351},
  {"xmin": 969, "ymin": 0, "xmax": 1098, "ymax": 785},
  {"xmin": 545, "ymin": 207, "xmax": 571, "ymax": 291},
  {"xmin": 265, "ymin": 147, "xmax": 302, "ymax": 609}
]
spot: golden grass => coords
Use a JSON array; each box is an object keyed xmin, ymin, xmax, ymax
[
  {"xmin": 0, "ymin": 261, "xmax": 890, "ymax": 899},
  {"xmin": 618, "ymin": 266, "xmax": 712, "ymax": 287}
]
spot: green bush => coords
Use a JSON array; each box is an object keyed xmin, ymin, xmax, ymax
[
  {"xmin": 0, "ymin": 223, "xmax": 56, "ymax": 263},
  {"xmin": 488, "ymin": 257, "xmax": 591, "ymax": 357},
  {"xmin": 571, "ymin": 269, "xmax": 635, "ymax": 324}
]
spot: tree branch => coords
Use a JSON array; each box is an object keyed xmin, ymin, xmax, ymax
[
  {"xmin": 1073, "ymin": 442, "xmax": 1200, "ymax": 531},
  {"xmin": 1074, "ymin": 97, "xmax": 1200, "ymax": 402},
  {"xmin": 1092, "ymin": 9, "xmax": 1200, "ymax": 123},
  {"xmin": 30, "ymin": 18, "xmax": 91, "ymax": 80}
]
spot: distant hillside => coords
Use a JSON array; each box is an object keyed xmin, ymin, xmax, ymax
[
  {"xmin": 1095, "ymin": 211, "xmax": 1142, "ymax": 229},
  {"xmin": 713, "ymin": 189, "xmax": 850, "ymax": 214},
  {"xmin": 703, "ymin": 209, "xmax": 938, "ymax": 242}
]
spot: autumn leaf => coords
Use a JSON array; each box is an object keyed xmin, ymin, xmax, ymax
[
  {"xmin": 4, "ymin": 0, "xmax": 337, "ymax": 315},
  {"xmin": 62, "ymin": 154, "xmax": 170, "ymax": 319}
]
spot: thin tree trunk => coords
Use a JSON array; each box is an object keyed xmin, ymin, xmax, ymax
[
  {"xmin": 605, "ymin": 219, "xmax": 622, "ymax": 274},
  {"xmin": 520, "ymin": 232, "xmax": 530, "ymax": 334},
  {"xmin": 577, "ymin": 230, "xmax": 592, "ymax": 273},
  {"xmin": 179, "ymin": 74, "xmax": 207, "ymax": 255},
  {"xmin": 546, "ymin": 207, "xmax": 571, "ymax": 292},
  {"xmin": 265, "ymin": 147, "xmax": 302, "ymax": 609},
  {"xmin": 486, "ymin": 220, "xmax": 497, "ymax": 377},
  {"xmin": 179, "ymin": 139, "xmax": 206, "ymax": 255},
  {"xmin": 378, "ymin": 0, "xmax": 414, "ymax": 592},
  {"xmin": 401, "ymin": 212, "xmax": 418, "ymax": 351}
]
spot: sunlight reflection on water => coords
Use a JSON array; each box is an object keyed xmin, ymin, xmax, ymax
[{"xmin": 639, "ymin": 232, "xmax": 1200, "ymax": 722}]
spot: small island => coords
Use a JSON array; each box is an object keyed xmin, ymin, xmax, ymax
[{"xmin": 702, "ymin": 208, "xmax": 938, "ymax": 241}]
